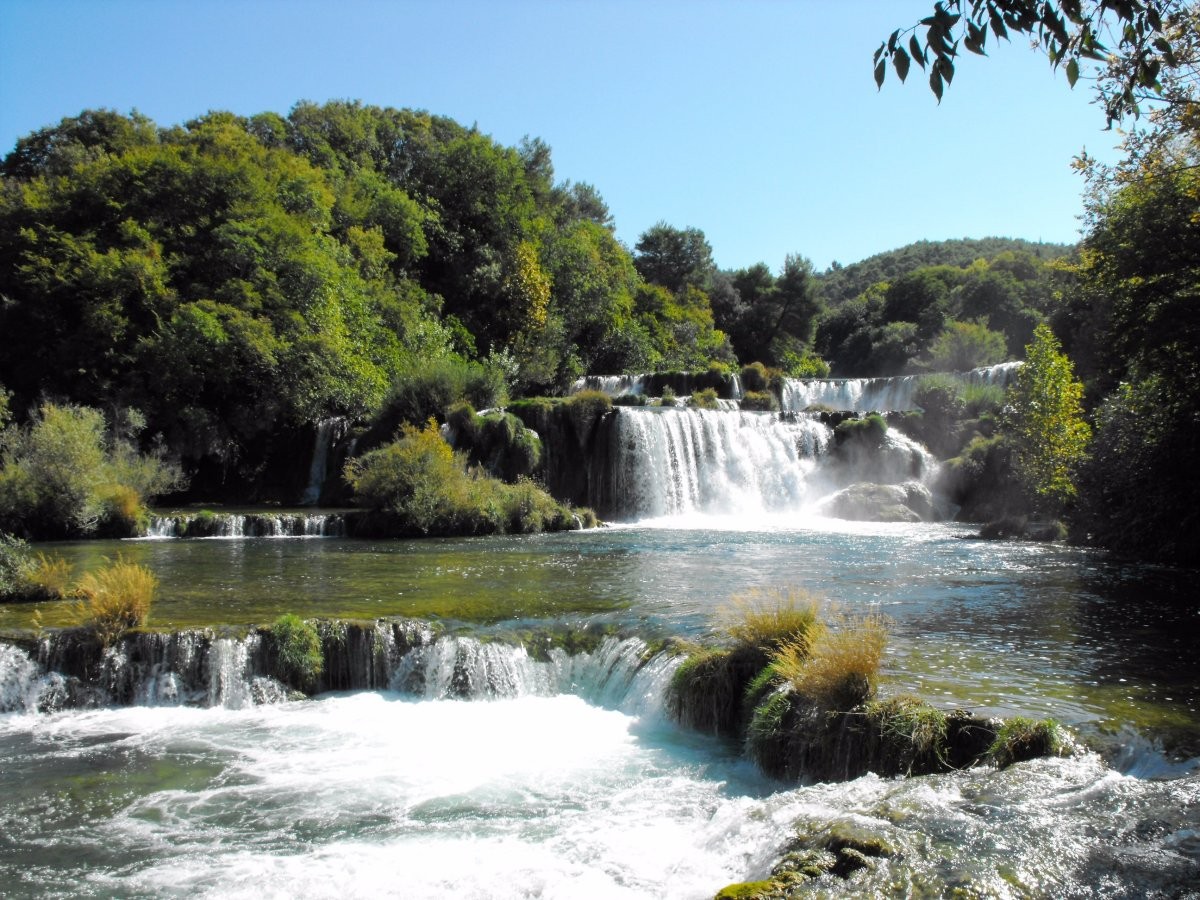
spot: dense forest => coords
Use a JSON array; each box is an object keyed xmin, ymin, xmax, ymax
[{"xmin": 0, "ymin": 88, "xmax": 1196, "ymax": 563}]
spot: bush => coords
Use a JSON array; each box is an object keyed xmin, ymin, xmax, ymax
[
  {"xmin": 563, "ymin": 390, "xmax": 612, "ymax": 446},
  {"xmin": 740, "ymin": 390, "xmax": 778, "ymax": 412},
  {"xmin": 378, "ymin": 357, "xmax": 508, "ymax": 431},
  {"xmin": 446, "ymin": 403, "xmax": 542, "ymax": 482},
  {"xmin": 0, "ymin": 403, "xmax": 182, "ymax": 539},
  {"xmin": 270, "ymin": 614, "xmax": 324, "ymax": 690},
  {"xmin": 740, "ymin": 362, "xmax": 770, "ymax": 392},
  {"xmin": 689, "ymin": 387, "xmax": 720, "ymax": 410},
  {"xmin": 655, "ymin": 386, "xmax": 678, "ymax": 407},
  {"xmin": 834, "ymin": 413, "xmax": 888, "ymax": 447},
  {"xmin": 612, "ymin": 393, "xmax": 648, "ymax": 407},
  {"xmin": 73, "ymin": 557, "xmax": 157, "ymax": 646},
  {"xmin": 345, "ymin": 420, "xmax": 584, "ymax": 537},
  {"xmin": 0, "ymin": 534, "xmax": 72, "ymax": 602}
]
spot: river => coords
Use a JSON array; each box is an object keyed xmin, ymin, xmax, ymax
[{"xmin": 2, "ymin": 520, "xmax": 1198, "ymax": 897}]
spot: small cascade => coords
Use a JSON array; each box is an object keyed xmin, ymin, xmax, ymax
[
  {"xmin": 965, "ymin": 360, "xmax": 1023, "ymax": 388},
  {"xmin": 1, "ymin": 628, "xmax": 675, "ymax": 716},
  {"xmin": 143, "ymin": 511, "xmax": 346, "ymax": 539},
  {"xmin": 781, "ymin": 375, "xmax": 925, "ymax": 413},
  {"xmin": 570, "ymin": 374, "xmax": 646, "ymax": 397},
  {"xmin": 300, "ymin": 418, "xmax": 350, "ymax": 506},
  {"xmin": 594, "ymin": 407, "xmax": 834, "ymax": 519}
]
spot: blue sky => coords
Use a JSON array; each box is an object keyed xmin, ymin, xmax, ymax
[{"xmin": 0, "ymin": 0, "xmax": 1121, "ymax": 272}]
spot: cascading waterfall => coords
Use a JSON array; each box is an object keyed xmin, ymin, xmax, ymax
[
  {"xmin": 780, "ymin": 362, "xmax": 1023, "ymax": 413},
  {"xmin": 145, "ymin": 511, "xmax": 346, "ymax": 538},
  {"xmin": 0, "ymin": 629, "xmax": 675, "ymax": 717},
  {"xmin": 300, "ymin": 418, "xmax": 349, "ymax": 505},
  {"xmin": 595, "ymin": 406, "xmax": 936, "ymax": 521},
  {"xmin": 599, "ymin": 408, "xmax": 834, "ymax": 519}
]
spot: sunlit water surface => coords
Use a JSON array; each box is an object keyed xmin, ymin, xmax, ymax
[{"xmin": 2, "ymin": 520, "xmax": 1198, "ymax": 896}]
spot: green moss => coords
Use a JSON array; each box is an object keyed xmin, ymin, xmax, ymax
[
  {"xmin": 834, "ymin": 413, "xmax": 888, "ymax": 446},
  {"xmin": 714, "ymin": 880, "xmax": 779, "ymax": 899},
  {"xmin": 562, "ymin": 390, "xmax": 612, "ymax": 448},
  {"xmin": 988, "ymin": 716, "xmax": 1069, "ymax": 768},
  {"xmin": 269, "ymin": 614, "xmax": 324, "ymax": 691},
  {"xmin": 611, "ymin": 393, "xmax": 648, "ymax": 407}
]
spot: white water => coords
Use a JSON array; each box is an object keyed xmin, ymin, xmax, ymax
[
  {"xmin": 605, "ymin": 407, "xmax": 935, "ymax": 521},
  {"xmin": 780, "ymin": 362, "xmax": 1022, "ymax": 413},
  {"xmin": 146, "ymin": 512, "xmax": 346, "ymax": 539}
]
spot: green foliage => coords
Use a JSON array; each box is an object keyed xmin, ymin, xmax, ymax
[
  {"xmin": 376, "ymin": 357, "xmax": 508, "ymax": 432},
  {"xmin": 865, "ymin": 695, "xmax": 950, "ymax": 771},
  {"xmin": 0, "ymin": 403, "xmax": 182, "ymax": 539},
  {"xmin": 73, "ymin": 557, "xmax": 157, "ymax": 647},
  {"xmin": 925, "ymin": 319, "xmax": 1008, "ymax": 372},
  {"xmin": 876, "ymin": 1, "xmax": 1183, "ymax": 128},
  {"xmin": 740, "ymin": 391, "xmax": 779, "ymax": 412},
  {"xmin": 834, "ymin": 414, "xmax": 888, "ymax": 446},
  {"xmin": 344, "ymin": 420, "xmax": 582, "ymax": 537},
  {"xmin": 988, "ymin": 717, "xmax": 1068, "ymax": 768},
  {"xmin": 1003, "ymin": 324, "xmax": 1091, "ymax": 513},
  {"xmin": 270, "ymin": 613, "xmax": 324, "ymax": 690},
  {"xmin": 688, "ymin": 388, "xmax": 720, "ymax": 410},
  {"xmin": 563, "ymin": 390, "xmax": 612, "ymax": 447},
  {"xmin": 445, "ymin": 403, "xmax": 542, "ymax": 482}
]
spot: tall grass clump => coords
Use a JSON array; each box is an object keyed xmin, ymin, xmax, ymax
[
  {"xmin": 780, "ymin": 610, "xmax": 888, "ymax": 711},
  {"xmin": 1, "ymin": 534, "xmax": 73, "ymax": 602},
  {"xmin": 73, "ymin": 557, "xmax": 157, "ymax": 646},
  {"xmin": 719, "ymin": 587, "xmax": 823, "ymax": 653},
  {"xmin": 270, "ymin": 614, "xmax": 324, "ymax": 691}
]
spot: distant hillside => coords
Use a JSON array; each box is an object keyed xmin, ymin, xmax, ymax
[{"xmin": 817, "ymin": 238, "xmax": 1076, "ymax": 307}]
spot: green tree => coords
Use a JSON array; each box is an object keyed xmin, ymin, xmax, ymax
[
  {"xmin": 633, "ymin": 223, "xmax": 715, "ymax": 294},
  {"xmin": 925, "ymin": 319, "xmax": 1009, "ymax": 371},
  {"xmin": 1003, "ymin": 324, "xmax": 1091, "ymax": 513}
]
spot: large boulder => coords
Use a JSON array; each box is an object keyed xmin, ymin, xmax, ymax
[{"xmin": 821, "ymin": 481, "xmax": 935, "ymax": 523}]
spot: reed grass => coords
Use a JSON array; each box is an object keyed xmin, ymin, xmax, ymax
[
  {"xmin": 784, "ymin": 611, "xmax": 888, "ymax": 711},
  {"xmin": 73, "ymin": 557, "xmax": 157, "ymax": 646}
]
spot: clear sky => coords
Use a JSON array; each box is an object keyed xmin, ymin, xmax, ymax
[{"xmin": 0, "ymin": 0, "xmax": 1122, "ymax": 273}]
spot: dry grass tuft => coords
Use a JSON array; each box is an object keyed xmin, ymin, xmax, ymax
[
  {"xmin": 785, "ymin": 610, "xmax": 889, "ymax": 711},
  {"xmin": 26, "ymin": 553, "xmax": 73, "ymax": 600},
  {"xmin": 73, "ymin": 557, "xmax": 157, "ymax": 646},
  {"xmin": 719, "ymin": 587, "xmax": 823, "ymax": 653}
]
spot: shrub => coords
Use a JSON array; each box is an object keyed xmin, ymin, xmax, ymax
[
  {"xmin": 740, "ymin": 362, "xmax": 770, "ymax": 392},
  {"xmin": 689, "ymin": 387, "xmax": 720, "ymax": 410},
  {"xmin": 988, "ymin": 717, "xmax": 1068, "ymax": 768},
  {"xmin": 379, "ymin": 357, "xmax": 508, "ymax": 430},
  {"xmin": 270, "ymin": 614, "xmax": 324, "ymax": 690},
  {"xmin": 345, "ymin": 420, "xmax": 583, "ymax": 537},
  {"xmin": 1, "ymin": 534, "xmax": 73, "ymax": 602},
  {"xmin": 0, "ymin": 403, "xmax": 182, "ymax": 539},
  {"xmin": 612, "ymin": 393, "xmax": 648, "ymax": 407},
  {"xmin": 73, "ymin": 558, "xmax": 157, "ymax": 646},
  {"xmin": 24, "ymin": 553, "xmax": 73, "ymax": 601},
  {"xmin": 447, "ymin": 404, "xmax": 542, "ymax": 482},
  {"xmin": 783, "ymin": 611, "xmax": 888, "ymax": 711},
  {"xmin": 833, "ymin": 413, "xmax": 888, "ymax": 449},
  {"xmin": 740, "ymin": 390, "xmax": 778, "ymax": 412},
  {"xmin": 655, "ymin": 386, "xmax": 678, "ymax": 407}
]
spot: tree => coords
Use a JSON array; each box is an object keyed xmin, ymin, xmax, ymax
[
  {"xmin": 633, "ymin": 223, "xmax": 715, "ymax": 294},
  {"xmin": 874, "ymin": 0, "xmax": 1189, "ymax": 127},
  {"xmin": 1003, "ymin": 324, "xmax": 1091, "ymax": 513},
  {"xmin": 925, "ymin": 319, "xmax": 1009, "ymax": 370}
]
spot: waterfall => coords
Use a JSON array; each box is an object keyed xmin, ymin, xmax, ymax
[
  {"xmin": 301, "ymin": 417, "xmax": 350, "ymax": 506},
  {"xmin": 0, "ymin": 629, "xmax": 675, "ymax": 717},
  {"xmin": 781, "ymin": 375, "xmax": 924, "ymax": 413},
  {"xmin": 596, "ymin": 407, "xmax": 833, "ymax": 519},
  {"xmin": 143, "ymin": 512, "xmax": 346, "ymax": 538},
  {"xmin": 570, "ymin": 374, "xmax": 646, "ymax": 397},
  {"xmin": 965, "ymin": 360, "xmax": 1023, "ymax": 388}
]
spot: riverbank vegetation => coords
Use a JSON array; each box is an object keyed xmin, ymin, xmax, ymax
[{"xmin": 0, "ymin": 73, "xmax": 1194, "ymax": 561}]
